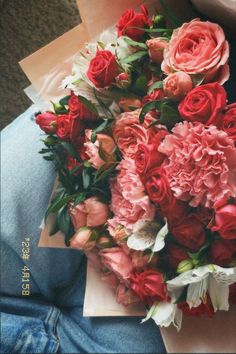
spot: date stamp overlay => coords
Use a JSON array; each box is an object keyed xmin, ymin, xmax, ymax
[{"xmin": 21, "ymin": 237, "xmax": 31, "ymax": 296}]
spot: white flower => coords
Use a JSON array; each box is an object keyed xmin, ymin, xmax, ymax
[
  {"xmin": 127, "ymin": 220, "xmax": 168, "ymax": 252},
  {"xmin": 167, "ymin": 265, "xmax": 236, "ymax": 311},
  {"xmin": 142, "ymin": 295, "xmax": 183, "ymax": 331}
]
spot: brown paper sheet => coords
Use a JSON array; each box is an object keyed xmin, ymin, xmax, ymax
[{"xmin": 19, "ymin": 1, "xmax": 236, "ymax": 352}]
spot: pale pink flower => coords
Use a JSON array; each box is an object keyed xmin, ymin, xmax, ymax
[
  {"xmin": 108, "ymin": 159, "xmax": 155, "ymax": 230},
  {"xmin": 70, "ymin": 228, "xmax": 96, "ymax": 250},
  {"xmin": 113, "ymin": 109, "xmax": 157, "ymax": 158},
  {"xmin": 159, "ymin": 121, "xmax": 236, "ymax": 208},
  {"xmin": 116, "ymin": 283, "xmax": 140, "ymax": 306},
  {"xmin": 146, "ymin": 37, "xmax": 168, "ymax": 64},
  {"xmin": 69, "ymin": 196, "xmax": 109, "ymax": 229},
  {"xmin": 100, "ymin": 247, "xmax": 134, "ymax": 281},
  {"xmin": 162, "ymin": 19, "xmax": 229, "ymax": 85}
]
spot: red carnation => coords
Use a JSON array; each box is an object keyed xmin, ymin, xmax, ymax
[{"xmin": 129, "ymin": 269, "xmax": 168, "ymax": 305}]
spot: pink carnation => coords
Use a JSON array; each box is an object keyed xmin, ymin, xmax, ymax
[
  {"xmin": 113, "ymin": 109, "xmax": 157, "ymax": 158},
  {"xmin": 159, "ymin": 122, "xmax": 236, "ymax": 208},
  {"xmin": 108, "ymin": 158, "xmax": 155, "ymax": 231}
]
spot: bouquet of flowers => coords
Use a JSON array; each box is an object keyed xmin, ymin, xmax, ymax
[{"xmin": 35, "ymin": 4, "xmax": 236, "ymax": 330}]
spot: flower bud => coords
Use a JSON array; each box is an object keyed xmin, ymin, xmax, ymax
[
  {"xmin": 163, "ymin": 71, "xmax": 192, "ymax": 101},
  {"xmin": 177, "ymin": 259, "xmax": 194, "ymax": 274},
  {"xmin": 35, "ymin": 111, "xmax": 57, "ymax": 134},
  {"xmin": 118, "ymin": 97, "xmax": 142, "ymax": 112},
  {"xmin": 70, "ymin": 227, "xmax": 97, "ymax": 250},
  {"xmin": 115, "ymin": 72, "xmax": 132, "ymax": 89},
  {"xmin": 146, "ymin": 38, "xmax": 168, "ymax": 64}
]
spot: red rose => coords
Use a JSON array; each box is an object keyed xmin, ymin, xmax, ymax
[
  {"xmin": 57, "ymin": 114, "xmax": 72, "ymax": 140},
  {"xmin": 210, "ymin": 239, "xmax": 235, "ymax": 266},
  {"xmin": 210, "ymin": 198, "xmax": 236, "ymax": 240},
  {"xmin": 142, "ymin": 88, "xmax": 164, "ymax": 105},
  {"xmin": 68, "ymin": 92, "xmax": 97, "ymax": 121},
  {"xmin": 144, "ymin": 166, "xmax": 175, "ymax": 209},
  {"xmin": 116, "ymin": 5, "xmax": 150, "ymax": 41},
  {"xmin": 171, "ymin": 214, "xmax": 205, "ymax": 251},
  {"xmin": 178, "ymin": 83, "xmax": 227, "ymax": 126},
  {"xmin": 35, "ymin": 111, "xmax": 57, "ymax": 134},
  {"xmin": 165, "ymin": 244, "xmax": 189, "ymax": 270},
  {"xmin": 87, "ymin": 50, "xmax": 119, "ymax": 88},
  {"xmin": 67, "ymin": 156, "xmax": 81, "ymax": 175},
  {"xmin": 129, "ymin": 269, "xmax": 168, "ymax": 305},
  {"xmin": 221, "ymin": 103, "xmax": 236, "ymax": 145},
  {"xmin": 178, "ymin": 294, "xmax": 214, "ymax": 317},
  {"xmin": 195, "ymin": 206, "xmax": 213, "ymax": 226}
]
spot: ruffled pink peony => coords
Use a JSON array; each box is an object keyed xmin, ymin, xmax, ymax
[
  {"xmin": 108, "ymin": 158, "xmax": 155, "ymax": 230},
  {"xmin": 159, "ymin": 122, "xmax": 236, "ymax": 208},
  {"xmin": 113, "ymin": 109, "xmax": 157, "ymax": 158},
  {"xmin": 162, "ymin": 19, "xmax": 229, "ymax": 85}
]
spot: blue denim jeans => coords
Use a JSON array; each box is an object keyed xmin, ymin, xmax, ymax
[{"xmin": 1, "ymin": 105, "xmax": 166, "ymax": 353}]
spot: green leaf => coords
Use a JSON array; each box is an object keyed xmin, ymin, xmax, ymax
[
  {"xmin": 91, "ymin": 119, "xmax": 109, "ymax": 143},
  {"xmin": 127, "ymin": 26, "xmax": 172, "ymax": 34},
  {"xmin": 123, "ymin": 37, "xmax": 147, "ymax": 50},
  {"xmin": 51, "ymin": 101, "xmax": 68, "ymax": 114},
  {"xmin": 49, "ymin": 218, "xmax": 59, "ymax": 236},
  {"xmin": 39, "ymin": 148, "xmax": 51, "ymax": 154},
  {"xmin": 120, "ymin": 51, "xmax": 148, "ymax": 65},
  {"xmin": 77, "ymin": 95, "xmax": 99, "ymax": 116},
  {"xmin": 148, "ymin": 81, "xmax": 163, "ymax": 94},
  {"xmin": 132, "ymin": 75, "xmax": 147, "ymax": 96},
  {"xmin": 139, "ymin": 100, "xmax": 166, "ymax": 123},
  {"xmin": 61, "ymin": 142, "xmax": 79, "ymax": 159},
  {"xmin": 191, "ymin": 74, "xmax": 205, "ymax": 87},
  {"xmin": 45, "ymin": 194, "xmax": 74, "ymax": 220},
  {"xmin": 159, "ymin": 104, "xmax": 180, "ymax": 129},
  {"xmin": 73, "ymin": 193, "xmax": 86, "ymax": 206},
  {"xmin": 94, "ymin": 163, "xmax": 116, "ymax": 183},
  {"xmin": 82, "ymin": 168, "xmax": 90, "ymax": 189},
  {"xmin": 43, "ymin": 155, "xmax": 54, "ymax": 161},
  {"xmin": 59, "ymin": 95, "xmax": 70, "ymax": 106},
  {"xmin": 57, "ymin": 205, "xmax": 71, "ymax": 236}
]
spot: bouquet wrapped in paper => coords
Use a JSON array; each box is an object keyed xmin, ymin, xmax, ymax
[{"xmin": 20, "ymin": 0, "xmax": 236, "ymax": 352}]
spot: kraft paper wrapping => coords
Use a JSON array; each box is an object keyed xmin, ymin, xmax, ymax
[{"xmin": 19, "ymin": 1, "xmax": 236, "ymax": 352}]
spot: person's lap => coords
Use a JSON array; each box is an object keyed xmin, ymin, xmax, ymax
[{"xmin": 1, "ymin": 106, "xmax": 165, "ymax": 353}]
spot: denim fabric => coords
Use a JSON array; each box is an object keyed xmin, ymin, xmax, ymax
[{"xmin": 0, "ymin": 106, "xmax": 166, "ymax": 353}]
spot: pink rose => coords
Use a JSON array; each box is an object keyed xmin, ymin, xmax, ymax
[
  {"xmin": 210, "ymin": 198, "xmax": 236, "ymax": 239},
  {"xmin": 146, "ymin": 38, "xmax": 168, "ymax": 64},
  {"xmin": 69, "ymin": 196, "xmax": 109, "ymax": 229},
  {"xmin": 100, "ymin": 247, "xmax": 134, "ymax": 281},
  {"xmin": 108, "ymin": 159, "xmax": 155, "ymax": 230},
  {"xmin": 115, "ymin": 72, "xmax": 131, "ymax": 89},
  {"xmin": 113, "ymin": 109, "xmax": 157, "ymax": 158},
  {"xmin": 163, "ymin": 72, "xmax": 192, "ymax": 101},
  {"xmin": 84, "ymin": 129, "xmax": 116, "ymax": 169},
  {"xmin": 162, "ymin": 19, "xmax": 229, "ymax": 85},
  {"xmin": 70, "ymin": 227, "xmax": 96, "ymax": 250}
]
